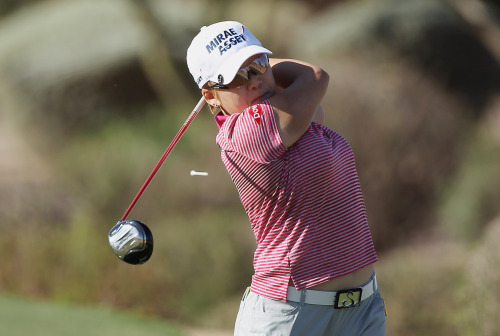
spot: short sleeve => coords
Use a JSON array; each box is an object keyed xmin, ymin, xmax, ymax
[{"xmin": 216, "ymin": 100, "xmax": 287, "ymax": 164}]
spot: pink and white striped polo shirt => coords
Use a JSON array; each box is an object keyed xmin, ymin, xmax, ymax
[{"xmin": 215, "ymin": 100, "xmax": 378, "ymax": 301}]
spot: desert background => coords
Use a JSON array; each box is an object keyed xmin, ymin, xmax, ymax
[{"xmin": 1, "ymin": 0, "xmax": 499, "ymax": 335}]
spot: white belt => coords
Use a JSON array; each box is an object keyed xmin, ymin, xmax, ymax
[{"xmin": 286, "ymin": 276, "xmax": 378, "ymax": 308}]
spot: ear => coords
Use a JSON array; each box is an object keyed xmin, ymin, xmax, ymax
[{"xmin": 201, "ymin": 89, "xmax": 219, "ymax": 107}]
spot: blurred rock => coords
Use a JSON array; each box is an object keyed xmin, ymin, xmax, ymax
[
  {"xmin": 0, "ymin": 0, "xmax": 163, "ymax": 137},
  {"xmin": 291, "ymin": 0, "xmax": 500, "ymax": 112}
]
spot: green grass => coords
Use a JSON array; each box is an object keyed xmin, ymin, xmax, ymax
[{"xmin": 0, "ymin": 294, "xmax": 184, "ymax": 336}]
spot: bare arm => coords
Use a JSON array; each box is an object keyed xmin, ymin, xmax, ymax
[
  {"xmin": 269, "ymin": 58, "xmax": 329, "ymax": 147},
  {"xmin": 313, "ymin": 105, "xmax": 325, "ymax": 124}
]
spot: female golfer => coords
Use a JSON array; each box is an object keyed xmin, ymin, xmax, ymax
[{"xmin": 187, "ymin": 21, "xmax": 386, "ymax": 335}]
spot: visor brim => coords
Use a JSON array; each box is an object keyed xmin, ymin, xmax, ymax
[{"xmin": 208, "ymin": 46, "xmax": 272, "ymax": 86}]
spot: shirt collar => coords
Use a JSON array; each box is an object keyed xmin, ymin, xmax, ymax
[{"xmin": 214, "ymin": 111, "xmax": 229, "ymax": 129}]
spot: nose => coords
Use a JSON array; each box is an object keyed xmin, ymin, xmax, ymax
[{"xmin": 246, "ymin": 74, "xmax": 262, "ymax": 90}]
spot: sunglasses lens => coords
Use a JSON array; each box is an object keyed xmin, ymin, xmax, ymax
[
  {"xmin": 230, "ymin": 75, "xmax": 251, "ymax": 88},
  {"xmin": 249, "ymin": 54, "xmax": 269, "ymax": 74},
  {"xmin": 226, "ymin": 54, "xmax": 269, "ymax": 89}
]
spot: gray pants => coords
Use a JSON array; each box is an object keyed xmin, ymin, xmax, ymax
[{"xmin": 234, "ymin": 282, "xmax": 386, "ymax": 335}]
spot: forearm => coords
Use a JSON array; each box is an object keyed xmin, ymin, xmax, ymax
[
  {"xmin": 270, "ymin": 58, "xmax": 328, "ymax": 93},
  {"xmin": 268, "ymin": 58, "xmax": 329, "ymax": 147},
  {"xmin": 270, "ymin": 58, "xmax": 326, "ymax": 124},
  {"xmin": 313, "ymin": 105, "xmax": 325, "ymax": 124}
]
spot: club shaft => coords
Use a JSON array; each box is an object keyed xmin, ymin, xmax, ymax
[{"xmin": 121, "ymin": 97, "xmax": 206, "ymax": 220}]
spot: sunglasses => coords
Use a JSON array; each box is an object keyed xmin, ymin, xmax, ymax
[{"xmin": 207, "ymin": 54, "xmax": 269, "ymax": 90}]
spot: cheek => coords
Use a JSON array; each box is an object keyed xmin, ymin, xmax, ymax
[
  {"xmin": 234, "ymin": 95, "xmax": 252, "ymax": 112},
  {"xmin": 221, "ymin": 93, "xmax": 248, "ymax": 113}
]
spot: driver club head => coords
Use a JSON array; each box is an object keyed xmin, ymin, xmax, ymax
[{"xmin": 108, "ymin": 220, "xmax": 154, "ymax": 265}]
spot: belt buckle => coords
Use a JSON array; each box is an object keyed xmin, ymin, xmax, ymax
[{"xmin": 334, "ymin": 288, "xmax": 362, "ymax": 309}]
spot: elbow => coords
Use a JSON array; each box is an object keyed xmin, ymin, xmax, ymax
[
  {"xmin": 312, "ymin": 66, "xmax": 329, "ymax": 94},
  {"xmin": 312, "ymin": 67, "xmax": 329, "ymax": 99},
  {"xmin": 317, "ymin": 67, "xmax": 329, "ymax": 88}
]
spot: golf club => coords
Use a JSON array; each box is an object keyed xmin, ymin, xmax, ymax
[
  {"xmin": 108, "ymin": 219, "xmax": 153, "ymax": 265},
  {"xmin": 109, "ymin": 97, "xmax": 206, "ymax": 264}
]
